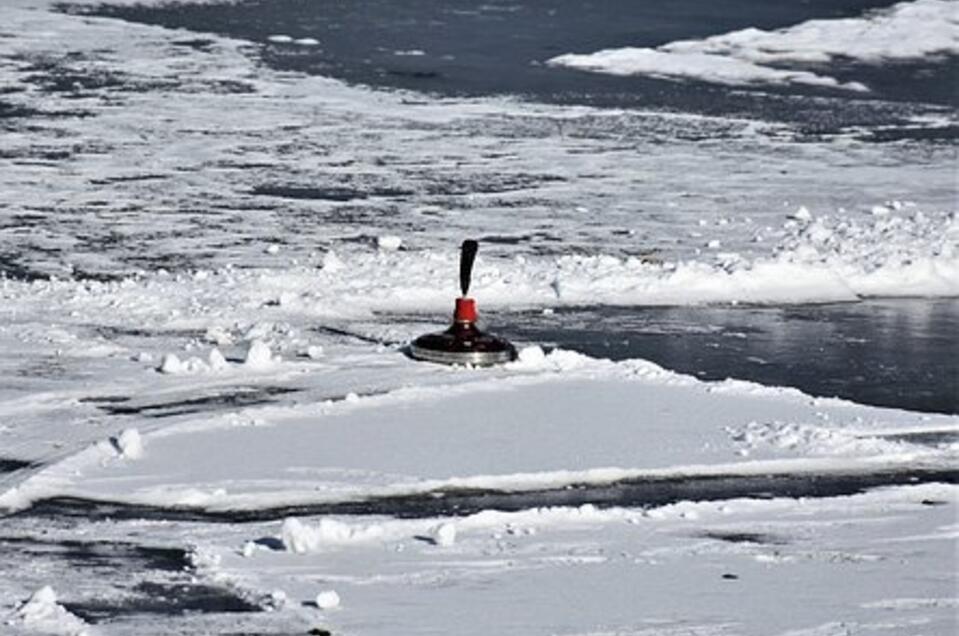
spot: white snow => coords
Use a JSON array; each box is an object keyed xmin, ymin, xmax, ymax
[
  {"xmin": 156, "ymin": 353, "xmax": 184, "ymax": 375},
  {"xmin": 208, "ymin": 348, "xmax": 228, "ymax": 370},
  {"xmin": 243, "ymin": 339, "xmax": 275, "ymax": 368},
  {"xmin": 115, "ymin": 428, "xmax": 144, "ymax": 460},
  {"xmin": 281, "ymin": 517, "xmax": 386, "ymax": 553},
  {"xmin": 314, "ymin": 590, "xmax": 341, "ymax": 610},
  {"xmin": 549, "ymin": 0, "xmax": 959, "ymax": 90},
  {"xmin": 376, "ymin": 235, "xmax": 403, "ymax": 251},
  {"xmin": 430, "ymin": 522, "xmax": 457, "ymax": 547},
  {"xmin": 7, "ymin": 586, "xmax": 90, "ymax": 636}
]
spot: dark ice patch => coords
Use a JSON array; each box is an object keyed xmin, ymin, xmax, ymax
[
  {"xmin": 171, "ymin": 37, "xmax": 218, "ymax": 53},
  {"xmin": 251, "ymin": 183, "xmax": 415, "ymax": 201},
  {"xmin": 860, "ymin": 124, "xmax": 959, "ymax": 144},
  {"xmin": 0, "ymin": 458, "xmax": 38, "ymax": 473},
  {"xmin": 1, "ymin": 535, "xmax": 259, "ymax": 621},
  {"xmin": 97, "ymin": 386, "xmax": 300, "ymax": 418},
  {"xmin": 0, "ymin": 535, "xmax": 187, "ymax": 572},
  {"xmin": 876, "ymin": 429, "xmax": 959, "ymax": 447},
  {"xmin": 14, "ymin": 467, "xmax": 957, "ymax": 524},
  {"xmin": 699, "ymin": 531, "xmax": 789, "ymax": 545},
  {"xmin": 65, "ymin": 582, "xmax": 259, "ymax": 622},
  {"xmin": 422, "ymin": 173, "xmax": 566, "ymax": 196}
]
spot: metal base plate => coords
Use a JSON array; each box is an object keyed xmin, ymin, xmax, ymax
[{"xmin": 409, "ymin": 325, "xmax": 518, "ymax": 366}]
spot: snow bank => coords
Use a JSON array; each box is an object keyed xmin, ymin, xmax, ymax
[
  {"xmin": 550, "ymin": 0, "xmax": 959, "ymax": 90},
  {"xmin": 6, "ymin": 586, "xmax": 90, "ymax": 636}
]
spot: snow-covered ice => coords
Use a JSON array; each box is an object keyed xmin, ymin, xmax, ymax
[{"xmin": 550, "ymin": 0, "xmax": 959, "ymax": 91}]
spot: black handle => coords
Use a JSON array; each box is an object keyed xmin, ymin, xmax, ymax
[{"xmin": 460, "ymin": 239, "xmax": 478, "ymax": 296}]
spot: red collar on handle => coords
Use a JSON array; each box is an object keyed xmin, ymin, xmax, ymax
[{"xmin": 454, "ymin": 297, "xmax": 477, "ymax": 323}]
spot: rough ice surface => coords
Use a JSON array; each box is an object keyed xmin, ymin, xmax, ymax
[
  {"xmin": 0, "ymin": 0, "xmax": 956, "ymax": 634},
  {"xmin": 550, "ymin": 0, "xmax": 959, "ymax": 90}
]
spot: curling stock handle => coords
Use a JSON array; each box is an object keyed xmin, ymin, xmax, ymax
[{"xmin": 460, "ymin": 239, "xmax": 478, "ymax": 296}]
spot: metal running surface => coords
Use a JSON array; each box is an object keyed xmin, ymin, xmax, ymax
[{"xmin": 409, "ymin": 343, "xmax": 516, "ymax": 366}]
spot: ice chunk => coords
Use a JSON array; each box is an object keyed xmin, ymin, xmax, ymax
[
  {"xmin": 516, "ymin": 346, "xmax": 547, "ymax": 366},
  {"xmin": 549, "ymin": 0, "xmax": 958, "ymax": 90},
  {"xmin": 280, "ymin": 517, "xmax": 385, "ymax": 553},
  {"xmin": 208, "ymin": 348, "xmax": 228, "ymax": 370},
  {"xmin": 431, "ymin": 522, "xmax": 457, "ymax": 547},
  {"xmin": 315, "ymin": 590, "xmax": 341, "ymax": 610},
  {"xmin": 243, "ymin": 339, "xmax": 274, "ymax": 368},
  {"xmin": 322, "ymin": 251, "xmax": 344, "ymax": 272},
  {"xmin": 377, "ymin": 235, "xmax": 403, "ymax": 251},
  {"xmin": 116, "ymin": 428, "xmax": 144, "ymax": 460},
  {"xmin": 281, "ymin": 517, "xmax": 314, "ymax": 554},
  {"xmin": 267, "ymin": 34, "xmax": 293, "ymax": 43},
  {"xmin": 157, "ymin": 353, "xmax": 184, "ymax": 374}
]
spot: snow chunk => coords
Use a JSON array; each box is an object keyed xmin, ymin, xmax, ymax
[
  {"xmin": 157, "ymin": 350, "xmax": 227, "ymax": 375},
  {"xmin": 204, "ymin": 326, "xmax": 234, "ymax": 346},
  {"xmin": 115, "ymin": 428, "xmax": 144, "ymax": 460},
  {"xmin": 281, "ymin": 517, "xmax": 385, "ymax": 553},
  {"xmin": 321, "ymin": 251, "xmax": 344, "ymax": 272},
  {"xmin": 376, "ymin": 235, "xmax": 403, "ymax": 251},
  {"xmin": 243, "ymin": 339, "xmax": 276, "ymax": 368},
  {"xmin": 510, "ymin": 346, "xmax": 594, "ymax": 372},
  {"xmin": 208, "ymin": 348, "xmax": 228, "ymax": 370},
  {"xmin": 263, "ymin": 590, "xmax": 287, "ymax": 611},
  {"xmin": 315, "ymin": 590, "xmax": 341, "ymax": 610},
  {"xmin": 431, "ymin": 522, "xmax": 457, "ymax": 547},
  {"xmin": 9, "ymin": 586, "xmax": 90, "ymax": 636},
  {"xmin": 790, "ymin": 206, "xmax": 813, "ymax": 222},
  {"xmin": 157, "ymin": 353, "xmax": 184, "ymax": 374}
]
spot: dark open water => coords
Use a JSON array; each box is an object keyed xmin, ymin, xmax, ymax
[
  {"xmin": 66, "ymin": 0, "xmax": 959, "ymax": 135},
  {"xmin": 492, "ymin": 299, "xmax": 959, "ymax": 414}
]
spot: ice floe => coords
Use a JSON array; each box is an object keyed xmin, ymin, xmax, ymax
[{"xmin": 550, "ymin": 0, "xmax": 959, "ymax": 91}]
